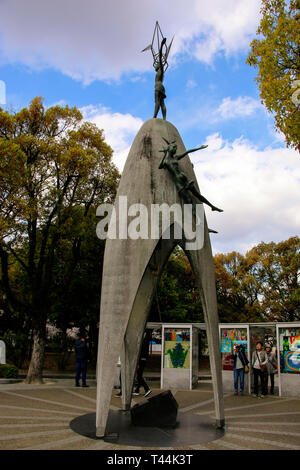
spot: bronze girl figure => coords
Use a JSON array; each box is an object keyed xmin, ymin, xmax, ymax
[{"xmin": 158, "ymin": 138, "xmax": 223, "ymax": 213}]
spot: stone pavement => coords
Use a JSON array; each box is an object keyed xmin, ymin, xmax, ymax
[{"xmin": 0, "ymin": 379, "xmax": 300, "ymax": 450}]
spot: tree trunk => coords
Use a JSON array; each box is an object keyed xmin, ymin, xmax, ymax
[{"xmin": 25, "ymin": 330, "xmax": 46, "ymax": 384}]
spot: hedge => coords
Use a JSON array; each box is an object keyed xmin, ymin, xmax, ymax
[{"xmin": 0, "ymin": 363, "xmax": 19, "ymax": 378}]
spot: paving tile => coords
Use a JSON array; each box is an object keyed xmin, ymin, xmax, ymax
[{"xmin": 0, "ymin": 382, "xmax": 299, "ymax": 450}]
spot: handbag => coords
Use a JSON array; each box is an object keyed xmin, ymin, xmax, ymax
[
  {"xmin": 244, "ymin": 365, "xmax": 249, "ymax": 373},
  {"xmin": 256, "ymin": 351, "xmax": 267, "ymax": 373},
  {"xmin": 268, "ymin": 356, "xmax": 278, "ymax": 373}
]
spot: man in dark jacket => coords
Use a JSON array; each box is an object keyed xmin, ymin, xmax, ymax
[
  {"xmin": 75, "ymin": 334, "xmax": 88, "ymax": 387},
  {"xmin": 232, "ymin": 344, "xmax": 249, "ymax": 395},
  {"xmin": 133, "ymin": 331, "xmax": 151, "ymax": 397}
]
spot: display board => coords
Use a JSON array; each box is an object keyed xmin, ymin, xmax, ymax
[
  {"xmin": 163, "ymin": 328, "xmax": 190, "ymax": 369},
  {"xmin": 278, "ymin": 327, "xmax": 300, "ymax": 374},
  {"xmin": 0, "ymin": 340, "xmax": 5, "ymax": 364},
  {"xmin": 220, "ymin": 327, "xmax": 248, "ymax": 371},
  {"xmin": 192, "ymin": 328, "xmax": 199, "ymax": 387},
  {"xmin": 161, "ymin": 325, "xmax": 198, "ymax": 390},
  {"xmin": 250, "ymin": 325, "xmax": 276, "ymax": 353}
]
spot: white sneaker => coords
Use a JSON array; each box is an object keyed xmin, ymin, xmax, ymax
[{"xmin": 144, "ymin": 389, "xmax": 152, "ymax": 398}]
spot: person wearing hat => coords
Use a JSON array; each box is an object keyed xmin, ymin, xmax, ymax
[
  {"xmin": 232, "ymin": 343, "xmax": 249, "ymax": 395},
  {"xmin": 265, "ymin": 343, "xmax": 277, "ymax": 395}
]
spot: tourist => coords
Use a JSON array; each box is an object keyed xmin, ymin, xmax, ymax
[
  {"xmin": 265, "ymin": 343, "xmax": 277, "ymax": 395},
  {"xmin": 114, "ymin": 357, "xmax": 122, "ymax": 398},
  {"xmin": 133, "ymin": 331, "xmax": 152, "ymax": 398},
  {"xmin": 232, "ymin": 343, "xmax": 249, "ymax": 395},
  {"xmin": 251, "ymin": 341, "xmax": 267, "ymax": 397},
  {"xmin": 74, "ymin": 333, "xmax": 89, "ymax": 388}
]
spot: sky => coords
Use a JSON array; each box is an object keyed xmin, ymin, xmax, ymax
[{"xmin": 0, "ymin": 0, "xmax": 299, "ymax": 255}]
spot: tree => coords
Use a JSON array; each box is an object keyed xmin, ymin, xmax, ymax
[
  {"xmin": 150, "ymin": 247, "xmax": 204, "ymax": 323},
  {"xmin": 247, "ymin": 236, "xmax": 300, "ymax": 322},
  {"xmin": 213, "ymin": 251, "xmax": 262, "ymax": 323},
  {"xmin": 0, "ymin": 97, "xmax": 120, "ymax": 382},
  {"xmin": 48, "ymin": 215, "xmax": 106, "ymax": 368},
  {"xmin": 246, "ymin": 0, "xmax": 300, "ymax": 150},
  {"xmin": 0, "ymin": 259, "xmax": 34, "ymax": 368},
  {"xmin": 214, "ymin": 236, "xmax": 300, "ymax": 323}
]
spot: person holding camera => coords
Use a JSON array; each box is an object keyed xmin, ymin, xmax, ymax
[
  {"xmin": 232, "ymin": 343, "xmax": 249, "ymax": 395},
  {"xmin": 251, "ymin": 341, "xmax": 268, "ymax": 398}
]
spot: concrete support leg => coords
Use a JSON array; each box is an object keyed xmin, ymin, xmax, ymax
[
  {"xmin": 121, "ymin": 268, "xmax": 154, "ymax": 411},
  {"xmin": 121, "ymin": 240, "xmax": 177, "ymax": 411},
  {"xmin": 185, "ymin": 224, "xmax": 225, "ymax": 428},
  {"xmin": 96, "ymin": 322, "xmax": 130, "ymax": 437}
]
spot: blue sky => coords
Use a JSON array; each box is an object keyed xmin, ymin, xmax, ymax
[{"xmin": 0, "ymin": 0, "xmax": 299, "ymax": 254}]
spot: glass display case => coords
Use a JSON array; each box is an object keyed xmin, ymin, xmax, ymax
[
  {"xmin": 161, "ymin": 325, "xmax": 198, "ymax": 390},
  {"xmin": 277, "ymin": 323, "xmax": 300, "ymax": 397},
  {"xmin": 278, "ymin": 326, "xmax": 300, "ymax": 374},
  {"xmin": 219, "ymin": 324, "xmax": 250, "ymax": 393},
  {"xmin": 220, "ymin": 327, "xmax": 248, "ymax": 371}
]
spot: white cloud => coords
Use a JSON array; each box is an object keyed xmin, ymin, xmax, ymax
[
  {"xmin": 0, "ymin": 0, "xmax": 261, "ymax": 83},
  {"xmin": 80, "ymin": 103, "xmax": 299, "ymax": 255},
  {"xmin": 82, "ymin": 105, "xmax": 299, "ymax": 255},
  {"xmin": 81, "ymin": 105, "xmax": 143, "ymax": 171},
  {"xmin": 186, "ymin": 79, "xmax": 197, "ymax": 89},
  {"xmin": 175, "ymin": 95, "xmax": 264, "ymax": 131},
  {"xmin": 215, "ymin": 96, "xmax": 263, "ymax": 120},
  {"xmin": 190, "ymin": 133, "xmax": 300, "ymax": 254}
]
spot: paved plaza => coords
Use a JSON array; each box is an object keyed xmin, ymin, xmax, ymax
[{"xmin": 0, "ymin": 378, "xmax": 300, "ymax": 451}]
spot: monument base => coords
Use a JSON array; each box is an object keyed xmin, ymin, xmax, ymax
[
  {"xmin": 70, "ymin": 410, "xmax": 225, "ymax": 447},
  {"xmin": 131, "ymin": 390, "xmax": 178, "ymax": 427}
]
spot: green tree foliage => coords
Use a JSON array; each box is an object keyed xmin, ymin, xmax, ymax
[
  {"xmin": 214, "ymin": 251, "xmax": 262, "ymax": 323},
  {"xmin": 150, "ymin": 247, "xmax": 204, "ymax": 323},
  {"xmin": 247, "ymin": 236, "xmax": 300, "ymax": 322},
  {"xmin": 214, "ymin": 236, "xmax": 300, "ymax": 323},
  {"xmin": 246, "ymin": 0, "xmax": 300, "ymax": 150},
  {"xmin": 152, "ymin": 236, "xmax": 299, "ymax": 325},
  {"xmin": 0, "ymin": 97, "xmax": 120, "ymax": 382},
  {"xmin": 48, "ymin": 215, "xmax": 106, "ymax": 368}
]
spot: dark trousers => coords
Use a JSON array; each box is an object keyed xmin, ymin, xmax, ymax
[
  {"xmin": 234, "ymin": 368, "xmax": 245, "ymax": 392},
  {"xmin": 135, "ymin": 360, "xmax": 149, "ymax": 393},
  {"xmin": 76, "ymin": 360, "xmax": 87, "ymax": 386},
  {"xmin": 253, "ymin": 367, "xmax": 266, "ymax": 395},
  {"xmin": 265, "ymin": 373, "xmax": 275, "ymax": 394}
]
